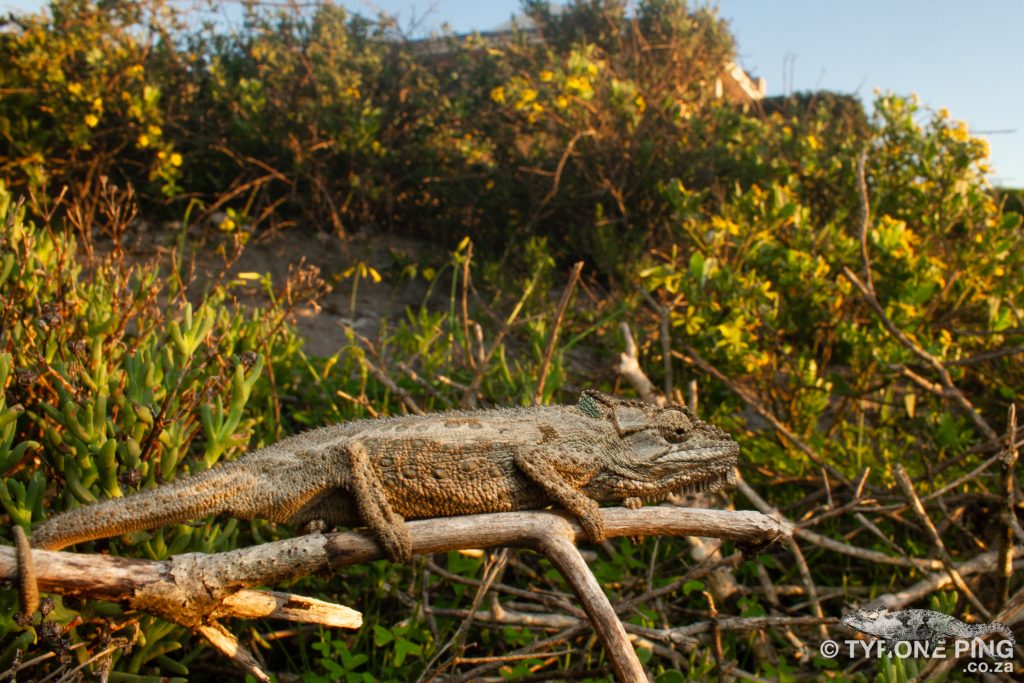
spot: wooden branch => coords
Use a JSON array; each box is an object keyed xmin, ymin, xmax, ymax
[
  {"xmin": 538, "ymin": 533, "xmax": 646, "ymax": 682},
  {"xmin": 738, "ymin": 473, "xmax": 945, "ymax": 571},
  {"xmin": 616, "ymin": 323, "xmax": 665, "ymax": 406},
  {"xmin": 3, "ymin": 508, "xmax": 788, "ymax": 679},
  {"xmin": 870, "ymin": 548, "xmax": 1024, "ymax": 611},
  {"xmin": 893, "ymin": 463, "xmax": 993, "ymax": 620}
]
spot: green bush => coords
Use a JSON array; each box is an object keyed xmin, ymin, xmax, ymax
[{"xmin": 1, "ymin": 0, "xmax": 1022, "ymax": 679}]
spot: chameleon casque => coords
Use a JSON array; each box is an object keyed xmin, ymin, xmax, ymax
[{"xmin": 31, "ymin": 391, "xmax": 739, "ymax": 561}]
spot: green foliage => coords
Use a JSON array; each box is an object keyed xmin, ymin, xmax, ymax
[
  {"xmin": 0, "ymin": 181, "xmax": 328, "ymax": 676},
  {"xmin": 1, "ymin": 0, "xmax": 1022, "ymax": 680}
]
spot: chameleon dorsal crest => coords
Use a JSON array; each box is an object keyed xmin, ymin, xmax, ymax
[{"xmin": 577, "ymin": 392, "xmax": 603, "ymax": 418}]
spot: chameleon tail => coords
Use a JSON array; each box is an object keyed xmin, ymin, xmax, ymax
[
  {"xmin": 984, "ymin": 622, "xmax": 1016, "ymax": 645},
  {"xmin": 966, "ymin": 622, "xmax": 1016, "ymax": 645},
  {"xmin": 31, "ymin": 460, "xmax": 256, "ymax": 550}
]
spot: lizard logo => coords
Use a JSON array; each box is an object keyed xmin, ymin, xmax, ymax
[{"xmin": 841, "ymin": 607, "xmax": 1015, "ymax": 652}]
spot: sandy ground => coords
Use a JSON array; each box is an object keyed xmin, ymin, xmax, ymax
[{"xmin": 128, "ymin": 223, "xmax": 442, "ymax": 357}]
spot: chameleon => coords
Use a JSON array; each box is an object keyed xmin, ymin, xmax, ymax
[
  {"xmin": 842, "ymin": 608, "xmax": 1016, "ymax": 650},
  {"xmin": 30, "ymin": 390, "xmax": 739, "ymax": 562}
]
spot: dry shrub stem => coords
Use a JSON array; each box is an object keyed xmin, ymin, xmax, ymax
[
  {"xmin": 5, "ymin": 507, "xmax": 786, "ymax": 682},
  {"xmin": 893, "ymin": 463, "xmax": 992, "ymax": 620},
  {"xmin": 534, "ymin": 261, "xmax": 584, "ymax": 406},
  {"xmin": 841, "ymin": 266, "xmax": 999, "ymax": 442},
  {"xmin": 997, "ymin": 404, "xmax": 1019, "ymax": 610}
]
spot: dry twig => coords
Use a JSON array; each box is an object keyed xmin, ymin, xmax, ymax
[{"xmin": 4, "ymin": 507, "xmax": 788, "ymax": 681}]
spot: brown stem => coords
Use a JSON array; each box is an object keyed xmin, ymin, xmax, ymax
[
  {"xmin": 997, "ymin": 404, "xmax": 1018, "ymax": 610},
  {"xmin": 893, "ymin": 464, "xmax": 992, "ymax": 620},
  {"xmin": 534, "ymin": 261, "xmax": 584, "ymax": 406},
  {"xmin": 841, "ymin": 266, "xmax": 998, "ymax": 442},
  {"xmin": 680, "ymin": 346, "xmax": 853, "ymax": 489},
  {"xmin": 4, "ymin": 508, "xmax": 788, "ymax": 679},
  {"xmin": 537, "ymin": 533, "xmax": 646, "ymax": 682}
]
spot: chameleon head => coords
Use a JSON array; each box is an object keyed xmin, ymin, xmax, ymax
[
  {"xmin": 577, "ymin": 391, "xmax": 739, "ymax": 503},
  {"xmin": 841, "ymin": 608, "xmax": 893, "ymax": 635}
]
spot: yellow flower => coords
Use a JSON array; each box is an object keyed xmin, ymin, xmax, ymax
[
  {"xmin": 127, "ymin": 64, "xmax": 144, "ymax": 77},
  {"xmin": 539, "ymin": 70, "xmax": 554, "ymax": 82},
  {"xmin": 565, "ymin": 75, "xmax": 592, "ymax": 98},
  {"xmin": 634, "ymin": 94, "xmax": 646, "ymax": 114},
  {"xmin": 490, "ymin": 86, "xmax": 505, "ymax": 104},
  {"xmin": 169, "ymin": 152, "xmax": 183, "ymax": 167},
  {"xmin": 555, "ymin": 95, "xmax": 569, "ymax": 109},
  {"xmin": 937, "ymin": 107, "xmax": 950, "ymax": 119},
  {"xmin": 806, "ymin": 134, "xmax": 820, "ymax": 151},
  {"xmin": 84, "ymin": 113, "xmax": 99, "ymax": 128},
  {"xmin": 948, "ymin": 122, "xmax": 969, "ymax": 142},
  {"xmin": 137, "ymin": 133, "xmax": 150, "ymax": 148},
  {"xmin": 148, "ymin": 124, "xmax": 162, "ymax": 137},
  {"xmin": 515, "ymin": 88, "xmax": 538, "ymax": 111},
  {"xmin": 67, "ymin": 82, "xmax": 83, "ymax": 96},
  {"xmin": 92, "ymin": 97, "xmax": 103, "ymax": 112}
]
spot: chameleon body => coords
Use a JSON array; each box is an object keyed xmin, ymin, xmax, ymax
[
  {"xmin": 31, "ymin": 391, "xmax": 739, "ymax": 562},
  {"xmin": 842, "ymin": 608, "xmax": 1016, "ymax": 649}
]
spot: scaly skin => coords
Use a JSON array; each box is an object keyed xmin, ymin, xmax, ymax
[{"xmin": 32, "ymin": 391, "xmax": 739, "ymax": 561}]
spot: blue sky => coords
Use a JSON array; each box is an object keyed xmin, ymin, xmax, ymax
[
  {"xmin": 340, "ymin": 0, "xmax": 1024, "ymax": 187},
  {"xmin": 4, "ymin": 0, "xmax": 1022, "ymax": 186}
]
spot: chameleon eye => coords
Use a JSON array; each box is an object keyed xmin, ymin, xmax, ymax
[{"xmin": 656, "ymin": 409, "xmax": 692, "ymax": 443}]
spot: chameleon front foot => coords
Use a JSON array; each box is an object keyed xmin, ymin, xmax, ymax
[
  {"xmin": 344, "ymin": 440, "xmax": 415, "ymax": 563},
  {"xmin": 14, "ymin": 526, "xmax": 40, "ymax": 620},
  {"xmin": 577, "ymin": 508, "xmax": 607, "ymax": 544},
  {"xmin": 375, "ymin": 515, "xmax": 413, "ymax": 563}
]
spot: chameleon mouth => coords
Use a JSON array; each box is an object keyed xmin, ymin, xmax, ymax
[
  {"xmin": 652, "ymin": 441, "xmax": 739, "ymax": 464},
  {"xmin": 631, "ymin": 466, "xmax": 736, "ymax": 504}
]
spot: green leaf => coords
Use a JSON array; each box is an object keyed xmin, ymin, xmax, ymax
[{"xmin": 373, "ymin": 624, "xmax": 394, "ymax": 646}]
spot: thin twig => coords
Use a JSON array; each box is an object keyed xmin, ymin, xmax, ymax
[
  {"xmin": 893, "ymin": 464, "xmax": 992, "ymax": 620},
  {"xmin": 855, "ymin": 149, "xmax": 875, "ymax": 295},
  {"xmin": 997, "ymin": 404, "xmax": 1018, "ymax": 610},
  {"xmin": 842, "ymin": 266, "xmax": 999, "ymax": 442},
  {"xmin": 679, "ymin": 346, "xmax": 853, "ymax": 489},
  {"xmin": 462, "ymin": 272, "xmax": 540, "ymax": 408},
  {"xmin": 460, "ymin": 240, "xmax": 475, "ymax": 369},
  {"xmin": 638, "ymin": 288, "xmax": 674, "ymax": 399},
  {"xmin": 420, "ymin": 549, "xmax": 510, "ymax": 682},
  {"xmin": 533, "ymin": 261, "xmax": 584, "ymax": 406}
]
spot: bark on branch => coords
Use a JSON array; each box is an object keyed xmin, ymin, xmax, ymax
[{"xmin": 4, "ymin": 507, "xmax": 789, "ymax": 682}]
